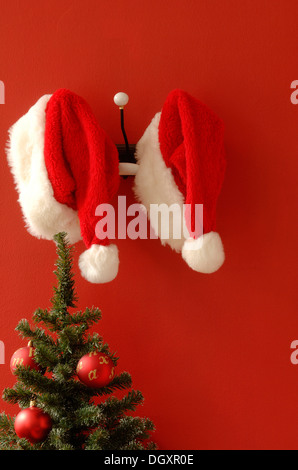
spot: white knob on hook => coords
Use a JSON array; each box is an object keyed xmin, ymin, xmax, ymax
[{"xmin": 113, "ymin": 92, "xmax": 129, "ymax": 108}]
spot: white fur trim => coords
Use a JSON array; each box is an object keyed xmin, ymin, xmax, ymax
[
  {"xmin": 6, "ymin": 94, "xmax": 81, "ymax": 243},
  {"xmin": 134, "ymin": 112, "xmax": 188, "ymax": 252},
  {"xmin": 181, "ymin": 232, "xmax": 225, "ymax": 273},
  {"xmin": 79, "ymin": 244, "xmax": 119, "ymax": 283}
]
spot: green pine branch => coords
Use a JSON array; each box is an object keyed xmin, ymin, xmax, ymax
[{"xmin": 52, "ymin": 232, "xmax": 77, "ymax": 310}]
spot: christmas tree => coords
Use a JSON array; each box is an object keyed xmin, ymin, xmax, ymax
[{"xmin": 0, "ymin": 233, "xmax": 156, "ymax": 450}]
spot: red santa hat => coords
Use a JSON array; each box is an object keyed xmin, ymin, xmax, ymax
[
  {"xmin": 6, "ymin": 89, "xmax": 120, "ymax": 283},
  {"xmin": 134, "ymin": 89, "xmax": 226, "ymax": 274}
]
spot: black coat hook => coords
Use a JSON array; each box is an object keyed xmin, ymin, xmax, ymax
[{"xmin": 114, "ymin": 92, "xmax": 137, "ymax": 175}]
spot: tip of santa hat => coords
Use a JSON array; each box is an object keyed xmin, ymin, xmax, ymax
[
  {"xmin": 79, "ymin": 244, "xmax": 119, "ymax": 284},
  {"xmin": 181, "ymin": 232, "xmax": 225, "ymax": 274}
]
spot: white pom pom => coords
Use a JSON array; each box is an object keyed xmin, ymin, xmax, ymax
[
  {"xmin": 113, "ymin": 92, "xmax": 129, "ymax": 107},
  {"xmin": 181, "ymin": 232, "xmax": 225, "ymax": 274},
  {"xmin": 79, "ymin": 244, "xmax": 119, "ymax": 283}
]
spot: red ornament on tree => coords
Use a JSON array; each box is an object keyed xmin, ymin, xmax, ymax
[
  {"xmin": 14, "ymin": 401, "xmax": 52, "ymax": 444},
  {"xmin": 76, "ymin": 352, "xmax": 115, "ymax": 388},
  {"xmin": 10, "ymin": 341, "xmax": 43, "ymax": 374}
]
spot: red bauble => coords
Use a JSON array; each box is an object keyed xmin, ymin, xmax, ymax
[
  {"xmin": 10, "ymin": 342, "xmax": 42, "ymax": 374},
  {"xmin": 76, "ymin": 352, "xmax": 115, "ymax": 388},
  {"xmin": 14, "ymin": 404, "xmax": 52, "ymax": 444}
]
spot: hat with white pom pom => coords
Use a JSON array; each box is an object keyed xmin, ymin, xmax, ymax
[
  {"xmin": 134, "ymin": 89, "xmax": 226, "ymax": 274},
  {"xmin": 6, "ymin": 88, "xmax": 120, "ymax": 283}
]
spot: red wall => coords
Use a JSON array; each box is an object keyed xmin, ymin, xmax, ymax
[{"xmin": 0, "ymin": 0, "xmax": 298, "ymax": 450}]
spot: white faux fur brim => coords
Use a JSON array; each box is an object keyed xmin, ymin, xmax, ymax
[
  {"xmin": 79, "ymin": 244, "xmax": 119, "ymax": 283},
  {"xmin": 134, "ymin": 112, "xmax": 187, "ymax": 252},
  {"xmin": 6, "ymin": 94, "xmax": 81, "ymax": 244}
]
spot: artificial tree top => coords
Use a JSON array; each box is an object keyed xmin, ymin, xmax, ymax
[{"xmin": 0, "ymin": 232, "xmax": 156, "ymax": 450}]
